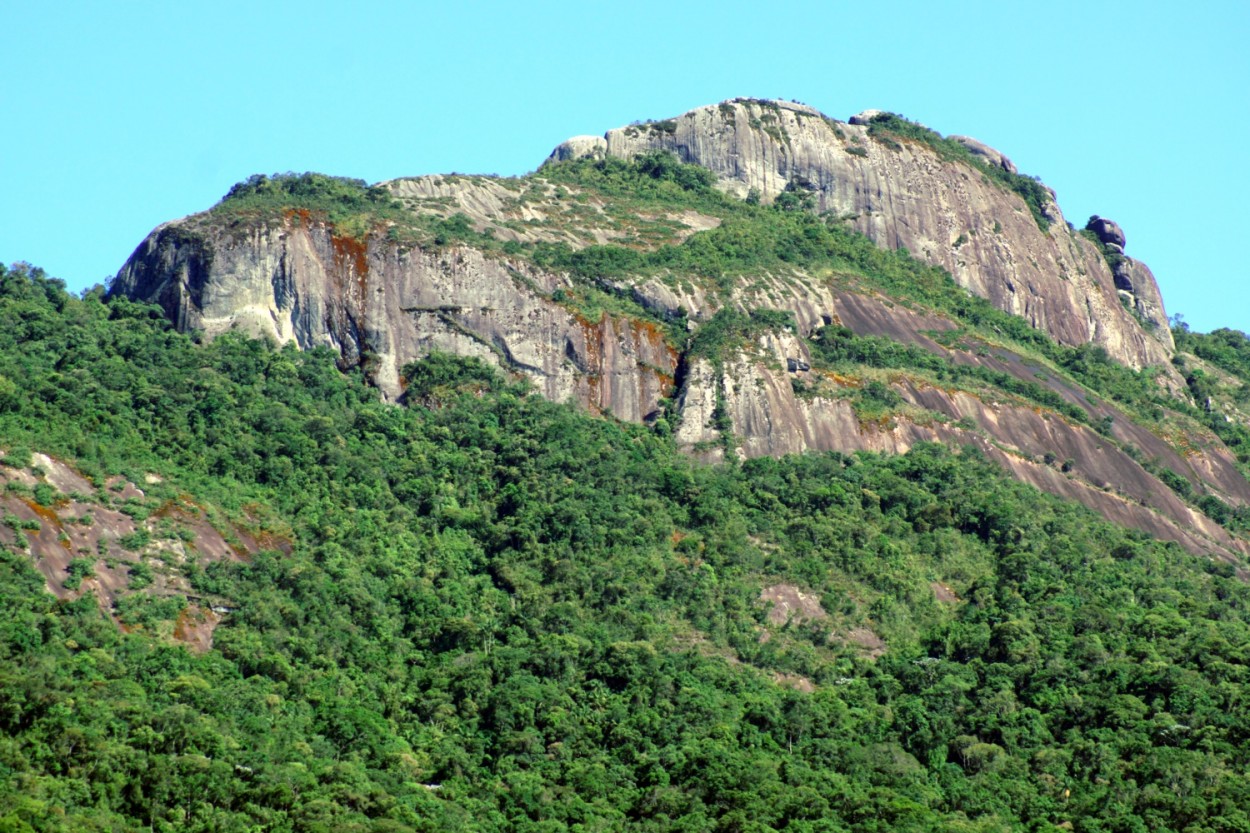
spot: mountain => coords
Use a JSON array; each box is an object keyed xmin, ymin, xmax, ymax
[
  {"xmin": 8, "ymin": 99, "xmax": 1250, "ymax": 831},
  {"xmin": 6, "ymin": 256, "xmax": 1250, "ymax": 831},
  {"xmin": 110, "ymin": 99, "xmax": 1248, "ymax": 561}
]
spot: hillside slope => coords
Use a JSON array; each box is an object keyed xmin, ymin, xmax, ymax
[
  {"xmin": 5, "ymin": 262, "xmax": 1250, "ymax": 831},
  {"xmin": 109, "ymin": 101, "xmax": 1248, "ymax": 559}
]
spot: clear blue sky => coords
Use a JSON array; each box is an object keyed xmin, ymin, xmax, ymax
[{"xmin": 3, "ymin": 1, "xmax": 1247, "ymax": 333}]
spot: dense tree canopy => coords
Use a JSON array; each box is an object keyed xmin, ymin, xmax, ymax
[{"xmin": 3, "ymin": 262, "xmax": 1250, "ymax": 832}]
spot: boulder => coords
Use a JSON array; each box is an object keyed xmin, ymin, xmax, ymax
[
  {"xmin": 848, "ymin": 109, "xmax": 885, "ymax": 125},
  {"xmin": 543, "ymin": 134, "xmax": 607, "ymax": 165},
  {"xmin": 948, "ymin": 135, "xmax": 1018, "ymax": 174},
  {"xmin": 1086, "ymin": 216, "xmax": 1126, "ymax": 249}
]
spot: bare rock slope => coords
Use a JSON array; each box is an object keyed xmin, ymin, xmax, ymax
[
  {"xmin": 0, "ymin": 453, "xmax": 270, "ymax": 651},
  {"xmin": 594, "ymin": 99, "xmax": 1173, "ymax": 366},
  {"xmin": 111, "ymin": 99, "xmax": 1249, "ymax": 560}
]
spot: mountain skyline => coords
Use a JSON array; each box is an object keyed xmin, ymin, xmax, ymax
[{"xmin": 3, "ymin": 1, "xmax": 1248, "ymax": 332}]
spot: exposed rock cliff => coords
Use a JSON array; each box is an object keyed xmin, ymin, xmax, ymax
[
  {"xmin": 594, "ymin": 99, "xmax": 1174, "ymax": 363},
  {"xmin": 668, "ymin": 291, "xmax": 1249, "ymax": 561},
  {"xmin": 115, "ymin": 219, "xmax": 676, "ymax": 416},
  {"xmin": 111, "ymin": 98, "xmax": 1249, "ymax": 561},
  {"xmin": 1083, "ymin": 215, "xmax": 1169, "ymax": 343}
]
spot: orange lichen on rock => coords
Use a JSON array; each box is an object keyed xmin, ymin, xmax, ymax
[
  {"xmin": 825, "ymin": 372, "xmax": 862, "ymax": 388},
  {"xmin": 331, "ymin": 234, "xmax": 370, "ymax": 293},
  {"xmin": 575, "ymin": 315, "xmax": 605, "ymax": 410},
  {"xmin": 21, "ymin": 499, "xmax": 63, "ymax": 532},
  {"xmin": 173, "ymin": 604, "xmax": 222, "ymax": 653},
  {"xmin": 630, "ymin": 317, "xmax": 680, "ymax": 391}
]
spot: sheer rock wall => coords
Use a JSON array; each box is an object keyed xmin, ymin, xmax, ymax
[{"xmin": 596, "ymin": 99, "xmax": 1174, "ymax": 364}]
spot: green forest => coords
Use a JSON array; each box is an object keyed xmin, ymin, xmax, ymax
[{"xmin": 3, "ymin": 260, "xmax": 1250, "ymax": 833}]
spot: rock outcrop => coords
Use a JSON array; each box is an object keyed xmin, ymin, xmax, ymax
[
  {"xmin": 546, "ymin": 134, "xmax": 607, "ymax": 164},
  {"xmin": 848, "ymin": 109, "xmax": 885, "ymax": 126},
  {"xmin": 948, "ymin": 135, "xmax": 1018, "ymax": 174},
  {"xmin": 667, "ymin": 292, "xmax": 1249, "ymax": 561},
  {"xmin": 0, "ymin": 453, "xmax": 263, "ymax": 651},
  {"xmin": 1087, "ymin": 215, "xmax": 1126, "ymax": 250},
  {"xmin": 1078, "ymin": 215, "xmax": 1169, "ymax": 347},
  {"xmin": 114, "ymin": 220, "xmax": 677, "ymax": 415},
  {"xmin": 111, "ymin": 97, "xmax": 1249, "ymax": 560},
  {"xmin": 598, "ymin": 98, "xmax": 1174, "ymax": 364}
]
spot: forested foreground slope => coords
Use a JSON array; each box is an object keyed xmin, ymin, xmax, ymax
[{"xmin": 4, "ymin": 263, "xmax": 1250, "ymax": 831}]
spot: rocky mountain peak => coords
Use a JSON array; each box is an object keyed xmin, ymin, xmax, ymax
[
  {"xmin": 107, "ymin": 97, "xmax": 1247, "ymax": 559},
  {"xmin": 553, "ymin": 97, "xmax": 1173, "ymax": 365}
]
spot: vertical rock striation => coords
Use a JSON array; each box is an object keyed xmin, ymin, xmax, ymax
[
  {"xmin": 111, "ymin": 97, "xmax": 1250, "ymax": 560},
  {"xmin": 113, "ymin": 218, "xmax": 677, "ymax": 416},
  {"xmin": 595, "ymin": 98, "xmax": 1174, "ymax": 367}
]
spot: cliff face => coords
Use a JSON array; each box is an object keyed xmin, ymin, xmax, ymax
[
  {"xmin": 115, "ymin": 220, "xmax": 676, "ymax": 418},
  {"xmin": 669, "ymin": 295, "xmax": 1249, "ymax": 562},
  {"xmin": 111, "ymin": 98, "xmax": 1250, "ymax": 561},
  {"xmin": 594, "ymin": 99, "xmax": 1173, "ymax": 366}
]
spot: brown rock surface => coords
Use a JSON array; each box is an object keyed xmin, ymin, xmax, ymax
[{"xmin": 0, "ymin": 456, "xmax": 256, "ymax": 650}]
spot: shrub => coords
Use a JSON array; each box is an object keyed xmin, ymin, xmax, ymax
[
  {"xmin": 64, "ymin": 558, "xmax": 95, "ymax": 590},
  {"xmin": 118, "ymin": 530, "xmax": 150, "ymax": 551},
  {"xmin": 1157, "ymin": 468, "xmax": 1193, "ymax": 499},
  {"xmin": 127, "ymin": 561, "xmax": 154, "ymax": 590},
  {"xmin": 32, "ymin": 482, "xmax": 58, "ymax": 507},
  {"xmin": 1, "ymin": 445, "xmax": 31, "ymax": 468}
]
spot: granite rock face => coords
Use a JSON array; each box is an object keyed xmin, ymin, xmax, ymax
[
  {"xmin": 545, "ymin": 134, "xmax": 607, "ymax": 164},
  {"xmin": 113, "ymin": 219, "xmax": 677, "ymax": 418},
  {"xmin": 1074, "ymin": 215, "xmax": 1170, "ymax": 349},
  {"xmin": 1113, "ymin": 257, "xmax": 1170, "ymax": 341},
  {"xmin": 599, "ymin": 98, "xmax": 1174, "ymax": 365},
  {"xmin": 112, "ymin": 97, "xmax": 1249, "ymax": 558},
  {"xmin": 668, "ymin": 288, "xmax": 1247, "ymax": 560},
  {"xmin": 948, "ymin": 135, "xmax": 1018, "ymax": 174}
]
